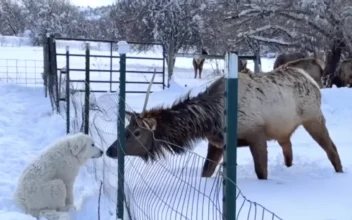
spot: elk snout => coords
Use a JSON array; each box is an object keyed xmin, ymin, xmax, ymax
[{"xmin": 106, "ymin": 146, "xmax": 117, "ymax": 158}]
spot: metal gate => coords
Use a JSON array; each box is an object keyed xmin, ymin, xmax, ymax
[{"xmin": 43, "ymin": 33, "xmax": 166, "ymax": 115}]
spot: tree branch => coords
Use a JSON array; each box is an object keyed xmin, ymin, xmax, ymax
[
  {"xmin": 247, "ymin": 35, "xmax": 300, "ymax": 47},
  {"xmin": 237, "ymin": 24, "xmax": 296, "ymax": 39}
]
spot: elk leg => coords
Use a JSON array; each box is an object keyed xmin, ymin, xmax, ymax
[
  {"xmin": 199, "ymin": 66, "xmax": 203, "ymax": 79},
  {"xmin": 302, "ymin": 117, "xmax": 343, "ymax": 173},
  {"xmin": 278, "ymin": 139, "xmax": 293, "ymax": 167},
  {"xmin": 193, "ymin": 60, "xmax": 197, "ymax": 78},
  {"xmin": 199, "ymin": 60, "xmax": 205, "ymax": 79},
  {"xmin": 238, "ymin": 138, "xmax": 249, "ymax": 146},
  {"xmin": 247, "ymin": 130, "xmax": 268, "ymax": 180},
  {"xmin": 201, "ymin": 143, "xmax": 223, "ymax": 178}
]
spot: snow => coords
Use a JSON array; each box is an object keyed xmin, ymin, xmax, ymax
[
  {"xmin": 0, "ymin": 84, "xmax": 112, "ymax": 220},
  {"xmin": 117, "ymin": 41, "xmax": 130, "ymax": 54},
  {"xmin": 0, "ymin": 37, "xmax": 352, "ymax": 220}
]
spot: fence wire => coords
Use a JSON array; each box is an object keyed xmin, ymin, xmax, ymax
[
  {"xmin": 0, "ymin": 59, "xmax": 44, "ymax": 87},
  {"xmin": 65, "ymin": 87, "xmax": 283, "ymax": 220}
]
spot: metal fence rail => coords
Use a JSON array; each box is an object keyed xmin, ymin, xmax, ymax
[
  {"xmin": 43, "ymin": 34, "xmax": 167, "ymax": 113},
  {"xmin": 0, "ymin": 59, "xmax": 44, "ymax": 87}
]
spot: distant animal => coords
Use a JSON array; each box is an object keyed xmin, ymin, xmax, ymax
[
  {"xmin": 14, "ymin": 133, "xmax": 103, "ymax": 219},
  {"xmin": 282, "ymin": 57, "xmax": 325, "ymax": 88},
  {"xmin": 239, "ymin": 59, "xmax": 253, "ymax": 74},
  {"xmin": 193, "ymin": 49, "xmax": 208, "ymax": 79},
  {"xmin": 105, "ymin": 66, "xmax": 343, "ymax": 180},
  {"xmin": 322, "ymin": 59, "xmax": 352, "ymax": 88},
  {"xmin": 273, "ymin": 52, "xmax": 307, "ymax": 69}
]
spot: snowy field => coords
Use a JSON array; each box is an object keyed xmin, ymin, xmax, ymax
[{"xmin": 1, "ymin": 37, "xmax": 352, "ymax": 220}]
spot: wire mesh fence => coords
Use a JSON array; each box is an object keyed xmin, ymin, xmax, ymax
[
  {"xmin": 0, "ymin": 59, "xmax": 44, "ymax": 87},
  {"xmin": 65, "ymin": 83, "xmax": 284, "ymax": 220}
]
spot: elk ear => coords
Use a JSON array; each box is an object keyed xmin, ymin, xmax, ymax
[
  {"xmin": 125, "ymin": 111, "xmax": 134, "ymax": 121},
  {"xmin": 142, "ymin": 118, "xmax": 157, "ymax": 131}
]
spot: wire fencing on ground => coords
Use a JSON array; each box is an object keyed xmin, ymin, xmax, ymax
[
  {"xmin": 0, "ymin": 59, "xmax": 44, "ymax": 87},
  {"xmin": 65, "ymin": 86, "xmax": 284, "ymax": 220}
]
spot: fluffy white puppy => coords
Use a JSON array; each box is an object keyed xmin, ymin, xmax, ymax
[{"xmin": 13, "ymin": 132, "xmax": 103, "ymax": 218}]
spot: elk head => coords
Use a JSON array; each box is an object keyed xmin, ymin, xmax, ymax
[
  {"xmin": 239, "ymin": 60, "xmax": 247, "ymax": 72},
  {"xmin": 105, "ymin": 69, "xmax": 158, "ymax": 160},
  {"xmin": 105, "ymin": 111, "xmax": 158, "ymax": 160}
]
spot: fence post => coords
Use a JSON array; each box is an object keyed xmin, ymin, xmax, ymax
[
  {"xmin": 223, "ymin": 51, "xmax": 238, "ymax": 220},
  {"xmin": 66, "ymin": 46, "xmax": 70, "ymax": 134},
  {"xmin": 110, "ymin": 41, "xmax": 113, "ymax": 92},
  {"xmin": 47, "ymin": 33, "xmax": 58, "ymax": 113},
  {"xmin": 117, "ymin": 41, "xmax": 129, "ymax": 219},
  {"xmin": 51, "ymin": 35, "xmax": 59, "ymax": 113},
  {"xmin": 43, "ymin": 33, "xmax": 49, "ymax": 97},
  {"xmin": 84, "ymin": 43, "xmax": 90, "ymax": 135},
  {"xmin": 162, "ymin": 45, "xmax": 166, "ymax": 90},
  {"xmin": 254, "ymin": 50, "xmax": 261, "ymax": 72}
]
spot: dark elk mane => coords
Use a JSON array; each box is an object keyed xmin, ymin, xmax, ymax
[{"xmin": 137, "ymin": 76, "xmax": 225, "ymax": 161}]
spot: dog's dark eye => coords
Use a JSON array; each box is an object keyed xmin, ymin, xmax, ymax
[
  {"xmin": 134, "ymin": 130, "xmax": 140, "ymax": 137},
  {"xmin": 92, "ymin": 143, "xmax": 95, "ymax": 147}
]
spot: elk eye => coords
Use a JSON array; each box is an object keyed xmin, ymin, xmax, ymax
[{"xmin": 134, "ymin": 130, "xmax": 140, "ymax": 137}]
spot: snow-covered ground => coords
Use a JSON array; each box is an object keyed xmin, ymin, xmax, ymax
[{"xmin": 0, "ymin": 38, "xmax": 352, "ymax": 220}]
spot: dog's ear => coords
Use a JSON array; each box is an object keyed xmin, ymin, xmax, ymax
[{"xmin": 70, "ymin": 142, "xmax": 86, "ymax": 156}]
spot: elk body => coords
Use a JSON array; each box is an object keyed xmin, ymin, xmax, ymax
[
  {"xmin": 322, "ymin": 59, "xmax": 352, "ymax": 88},
  {"xmin": 282, "ymin": 57, "xmax": 325, "ymax": 88},
  {"xmin": 273, "ymin": 52, "xmax": 307, "ymax": 69},
  {"xmin": 192, "ymin": 49, "xmax": 208, "ymax": 79},
  {"xmin": 106, "ymin": 67, "xmax": 343, "ymax": 180}
]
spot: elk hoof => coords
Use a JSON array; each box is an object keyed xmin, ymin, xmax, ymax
[
  {"xmin": 256, "ymin": 171, "xmax": 268, "ymax": 180},
  {"xmin": 285, "ymin": 161, "xmax": 293, "ymax": 167}
]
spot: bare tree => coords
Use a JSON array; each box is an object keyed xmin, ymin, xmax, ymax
[
  {"xmin": 110, "ymin": 0, "xmax": 204, "ymax": 83},
  {"xmin": 0, "ymin": 0, "xmax": 26, "ymax": 35},
  {"xmin": 221, "ymin": 0, "xmax": 352, "ymax": 73}
]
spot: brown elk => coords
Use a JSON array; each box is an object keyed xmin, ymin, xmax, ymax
[
  {"xmin": 239, "ymin": 59, "xmax": 254, "ymax": 74},
  {"xmin": 322, "ymin": 59, "xmax": 352, "ymax": 88},
  {"xmin": 193, "ymin": 51, "xmax": 252, "ymax": 79},
  {"xmin": 106, "ymin": 66, "xmax": 343, "ymax": 180},
  {"xmin": 192, "ymin": 49, "xmax": 208, "ymax": 79},
  {"xmin": 273, "ymin": 52, "xmax": 307, "ymax": 69}
]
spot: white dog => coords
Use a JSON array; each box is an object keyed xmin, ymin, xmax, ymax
[{"xmin": 13, "ymin": 132, "xmax": 103, "ymax": 219}]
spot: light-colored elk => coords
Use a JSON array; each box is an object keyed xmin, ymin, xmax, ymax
[
  {"xmin": 282, "ymin": 57, "xmax": 325, "ymax": 88},
  {"xmin": 106, "ymin": 59, "xmax": 343, "ymax": 180},
  {"xmin": 273, "ymin": 52, "xmax": 307, "ymax": 69}
]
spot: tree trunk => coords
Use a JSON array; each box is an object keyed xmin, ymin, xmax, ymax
[
  {"xmin": 323, "ymin": 37, "xmax": 345, "ymax": 77},
  {"xmin": 166, "ymin": 55, "xmax": 176, "ymax": 87},
  {"xmin": 166, "ymin": 37, "xmax": 176, "ymax": 87}
]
